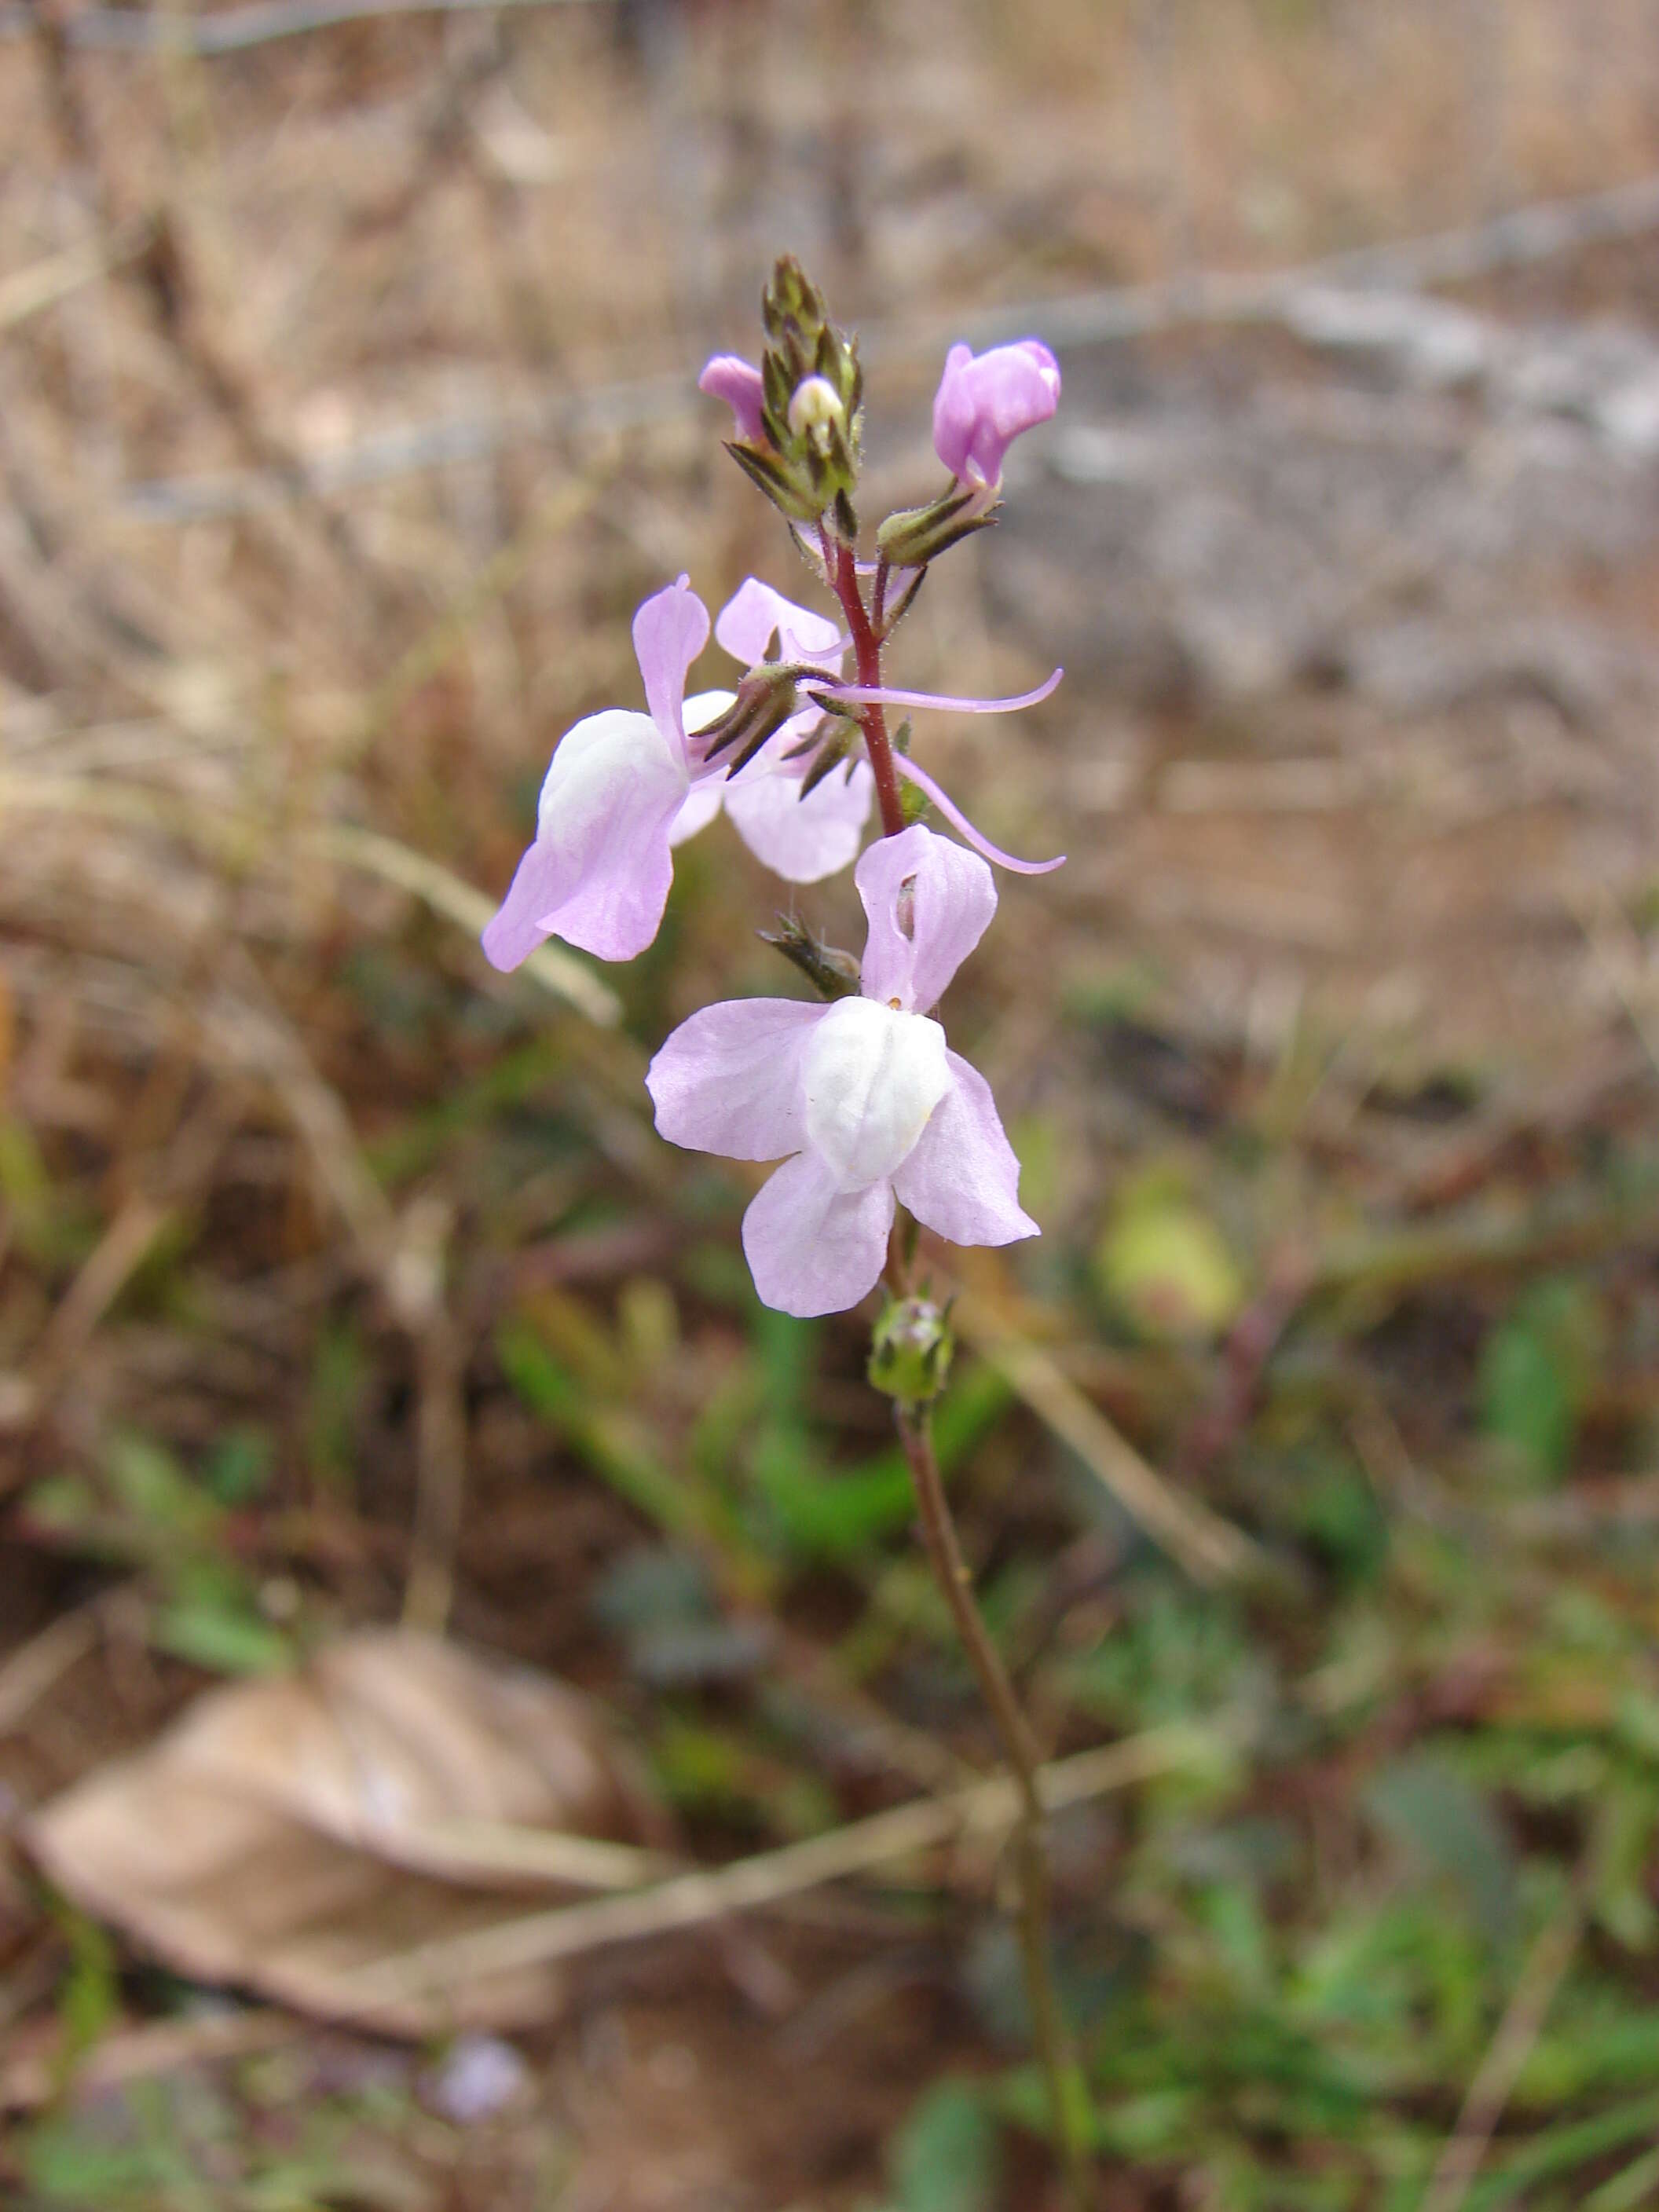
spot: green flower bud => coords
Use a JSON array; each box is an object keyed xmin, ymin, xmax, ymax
[{"xmin": 868, "ymin": 1293, "xmax": 954, "ymax": 1404}]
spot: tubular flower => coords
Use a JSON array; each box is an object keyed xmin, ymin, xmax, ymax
[
  {"xmin": 482, "ymin": 577, "xmax": 734, "ymax": 969},
  {"xmin": 646, "ymin": 825, "xmax": 1038, "ymax": 1317},
  {"xmin": 688, "ymin": 577, "xmax": 874, "ymax": 884},
  {"xmin": 698, "ymin": 354, "xmax": 767, "ymax": 445},
  {"xmin": 483, "ymin": 573, "xmax": 881, "ymax": 972},
  {"xmin": 932, "ymin": 339, "xmax": 1061, "ymax": 494}
]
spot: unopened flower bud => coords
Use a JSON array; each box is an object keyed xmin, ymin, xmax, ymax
[
  {"xmin": 759, "ymin": 914, "xmax": 862, "ymax": 1001},
  {"xmin": 694, "ymin": 662, "xmax": 801, "ymax": 771},
  {"xmin": 787, "ymin": 375, "xmax": 846, "ymax": 449},
  {"xmin": 877, "ymin": 484, "xmax": 996, "ymax": 568},
  {"xmin": 868, "ymin": 1293, "xmax": 954, "ymax": 1404}
]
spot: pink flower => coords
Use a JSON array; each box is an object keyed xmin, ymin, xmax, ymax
[
  {"xmin": 646, "ymin": 825, "xmax": 1038, "ymax": 1317},
  {"xmin": 482, "ymin": 578, "xmax": 877, "ymax": 972},
  {"xmin": 482, "ymin": 577, "xmax": 723, "ymax": 969},
  {"xmin": 688, "ymin": 577, "xmax": 874, "ymax": 884},
  {"xmin": 698, "ymin": 354, "xmax": 767, "ymax": 445},
  {"xmin": 932, "ymin": 339, "xmax": 1061, "ymax": 493}
]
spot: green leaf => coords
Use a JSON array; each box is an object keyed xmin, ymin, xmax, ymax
[
  {"xmin": 888, "ymin": 2080, "xmax": 1001, "ymax": 2212},
  {"xmin": 1095, "ymin": 1172, "xmax": 1244, "ymax": 1342},
  {"xmin": 1478, "ymin": 1277, "xmax": 1604, "ymax": 1486},
  {"xmin": 1364, "ymin": 1755, "xmax": 1517, "ymax": 1958}
]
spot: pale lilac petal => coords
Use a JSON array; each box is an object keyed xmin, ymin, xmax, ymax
[
  {"xmin": 715, "ymin": 578, "xmax": 843, "ymax": 672},
  {"xmin": 742, "ymin": 1150, "xmax": 895, "ymax": 1317},
  {"xmin": 646, "ymin": 999, "xmax": 825, "ymax": 1161},
  {"xmin": 932, "ymin": 339, "xmax": 1061, "ymax": 489},
  {"xmin": 671, "ymin": 686, "xmax": 737, "ymax": 845},
  {"xmin": 483, "ymin": 711, "xmax": 687, "ymax": 969},
  {"xmin": 698, "ymin": 354, "xmax": 767, "ymax": 445},
  {"xmin": 667, "ymin": 778, "xmax": 725, "ymax": 848},
  {"xmin": 893, "ymin": 755, "xmax": 1066, "ymax": 877},
  {"xmin": 893, "ymin": 1052, "xmax": 1038, "ymax": 1247},
  {"xmin": 855, "ymin": 824, "xmax": 997, "ymax": 1013},
  {"xmin": 817, "ymin": 668, "xmax": 1063, "ymax": 715},
  {"xmin": 723, "ymin": 756, "xmax": 874, "ymax": 882},
  {"xmin": 632, "ymin": 577, "xmax": 710, "ymax": 760}
]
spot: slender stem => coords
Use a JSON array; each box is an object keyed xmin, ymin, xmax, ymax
[
  {"xmin": 898, "ymin": 1401, "xmax": 1093, "ymax": 2208},
  {"xmin": 829, "ymin": 497, "xmax": 1089, "ymax": 2199},
  {"xmin": 825, "ymin": 529, "xmax": 906, "ymax": 839}
]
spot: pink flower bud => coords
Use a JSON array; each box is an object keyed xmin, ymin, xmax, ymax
[
  {"xmin": 698, "ymin": 353, "xmax": 767, "ymax": 445},
  {"xmin": 931, "ymin": 339, "xmax": 1060, "ymax": 493}
]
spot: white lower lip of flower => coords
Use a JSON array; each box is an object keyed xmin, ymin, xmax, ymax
[
  {"xmin": 538, "ymin": 708, "xmax": 683, "ymax": 838},
  {"xmin": 801, "ymin": 998, "xmax": 950, "ymax": 1190}
]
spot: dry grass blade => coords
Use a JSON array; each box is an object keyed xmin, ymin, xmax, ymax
[
  {"xmin": 1417, "ymin": 1875, "xmax": 1589, "ymax": 2212},
  {"xmin": 315, "ymin": 823, "xmax": 618, "ymax": 1026},
  {"xmin": 324, "ymin": 1717, "xmax": 1232, "ymax": 2012},
  {"xmin": 0, "ymin": 0, "xmax": 607, "ymax": 54},
  {"xmin": 0, "ymin": 230, "xmax": 144, "ymax": 332},
  {"xmin": 954, "ymin": 1297, "xmax": 1265, "ymax": 1586},
  {"xmin": 0, "ymin": 774, "xmax": 618, "ymax": 1024}
]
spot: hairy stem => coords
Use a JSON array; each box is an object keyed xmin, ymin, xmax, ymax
[
  {"xmin": 897, "ymin": 1401, "xmax": 1093, "ymax": 2207},
  {"xmin": 825, "ymin": 530, "xmax": 907, "ymax": 839}
]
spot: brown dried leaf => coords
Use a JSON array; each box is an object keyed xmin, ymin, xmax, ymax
[{"xmin": 24, "ymin": 1629, "xmax": 659, "ymax": 2034}]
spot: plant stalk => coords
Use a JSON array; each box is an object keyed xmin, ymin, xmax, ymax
[
  {"xmin": 826, "ymin": 530, "xmax": 907, "ymax": 840},
  {"xmin": 897, "ymin": 1399, "xmax": 1093, "ymax": 2208},
  {"xmin": 833, "ymin": 501, "xmax": 1090, "ymax": 2201}
]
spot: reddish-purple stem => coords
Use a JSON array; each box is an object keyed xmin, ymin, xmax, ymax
[{"xmin": 824, "ymin": 530, "xmax": 907, "ymax": 840}]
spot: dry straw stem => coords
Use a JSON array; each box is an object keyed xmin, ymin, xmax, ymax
[
  {"xmin": 0, "ymin": 774, "xmax": 618, "ymax": 1026},
  {"xmin": 1417, "ymin": 1873, "xmax": 1589, "ymax": 2212},
  {"xmin": 0, "ymin": 0, "xmax": 604, "ymax": 53},
  {"xmin": 0, "ymin": 225, "xmax": 149, "ymax": 332},
  {"xmin": 953, "ymin": 1295, "xmax": 1265, "ymax": 1587},
  {"xmin": 112, "ymin": 170, "xmax": 1659, "ymax": 518},
  {"xmin": 326, "ymin": 1716, "xmax": 1233, "ymax": 2014}
]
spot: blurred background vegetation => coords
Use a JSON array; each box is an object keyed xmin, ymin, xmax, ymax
[{"xmin": 3, "ymin": 0, "xmax": 1659, "ymax": 2205}]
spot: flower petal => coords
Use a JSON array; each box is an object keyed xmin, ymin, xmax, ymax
[
  {"xmin": 632, "ymin": 577, "xmax": 710, "ymax": 760},
  {"xmin": 669, "ymin": 686, "xmax": 738, "ymax": 846},
  {"xmin": 932, "ymin": 338, "xmax": 1061, "ymax": 489},
  {"xmin": 723, "ymin": 756, "xmax": 874, "ymax": 882},
  {"xmin": 855, "ymin": 824, "xmax": 997, "ymax": 1013},
  {"xmin": 716, "ymin": 577, "xmax": 843, "ymax": 672},
  {"xmin": 698, "ymin": 354, "xmax": 767, "ymax": 445},
  {"xmin": 667, "ymin": 778, "xmax": 725, "ymax": 848},
  {"xmin": 742, "ymin": 1150, "xmax": 895, "ymax": 1317},
  {"xmin": 482, "ymin": 709, "xmax": 687, "ymax": 969},
  {"xmin": 893, "ymin": 754, "xmax": 1065, "ymax": 876},
  {"xmin": 646, "ymin": 998, "xmax": 826, "ymax": 1161},
  {"xmin": 817, "ymin": 667, "xmax": 1062, "ymax": 715},
  {"xmin": 893, "ymin": 1051, "xmax": 1038, "ymax": 1247}
]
